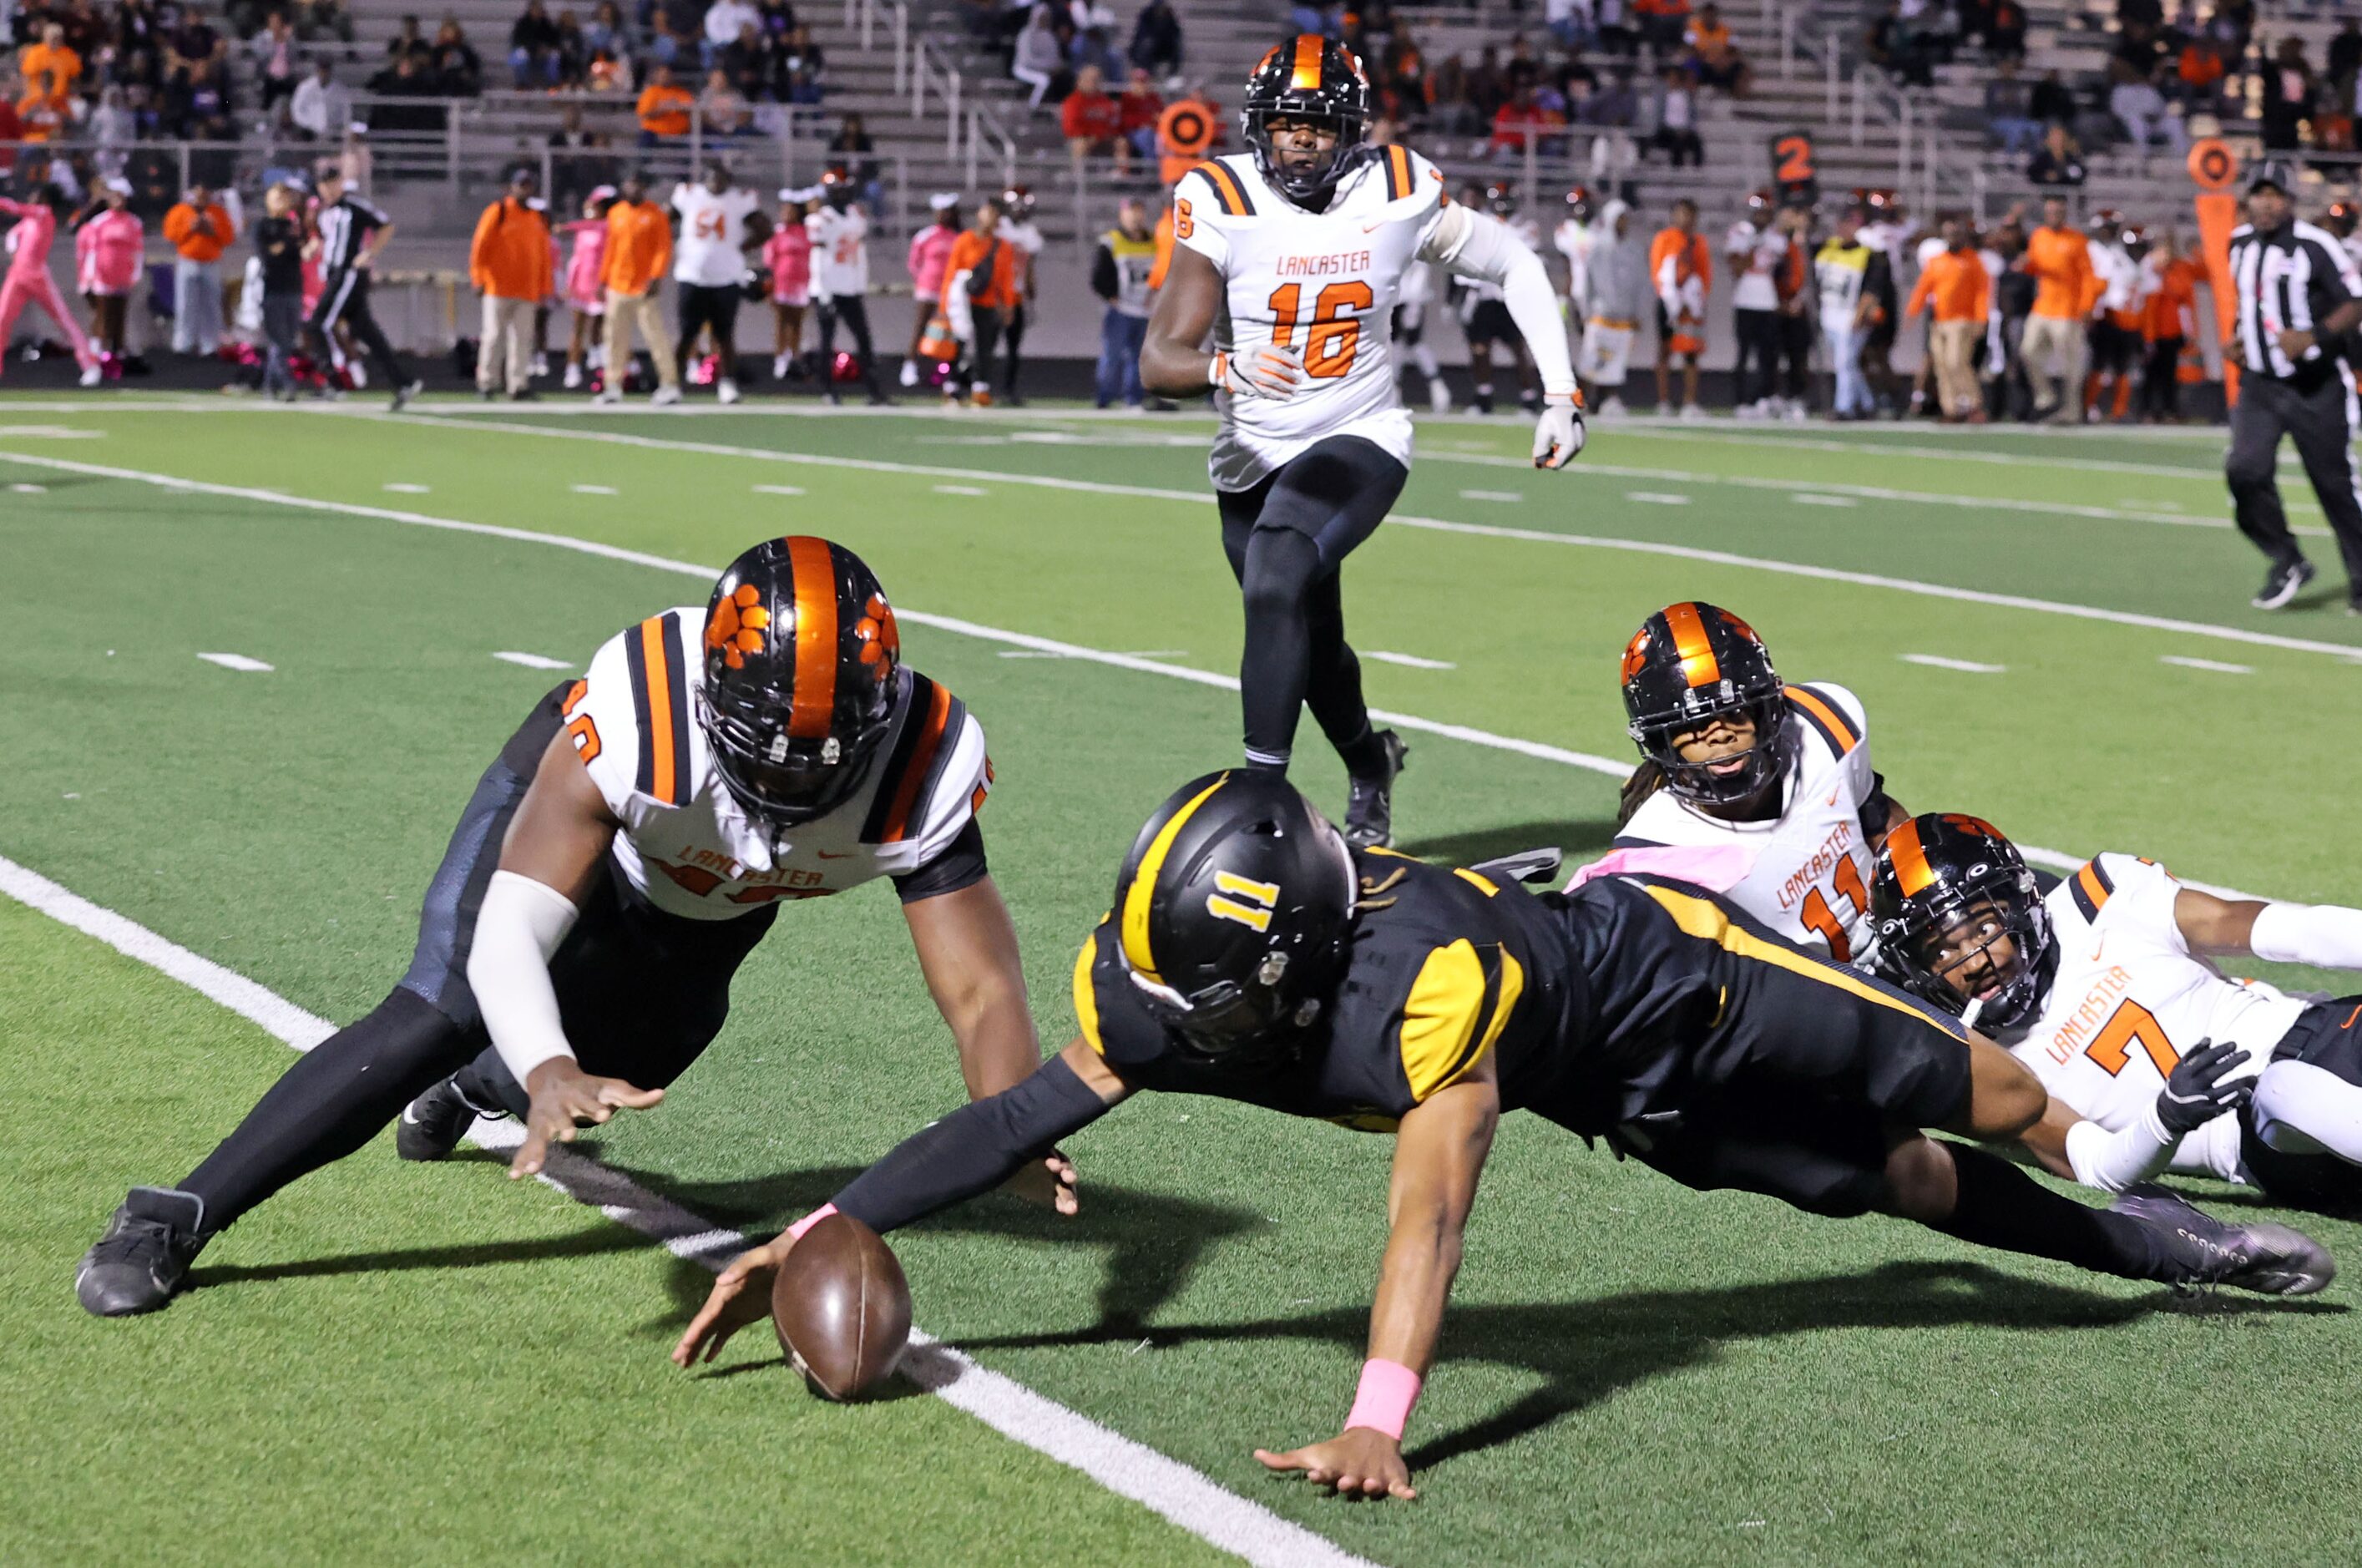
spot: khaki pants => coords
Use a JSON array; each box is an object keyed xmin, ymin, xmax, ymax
[
  {"xmin": 604, "ymin": 288, "xmax": 679, "ymax": 389},
  {"xmin": 477, "ymin": 294, "xmax": 535, "ymax": 395},
  {"xmin": 1930, "ymin": 318, "xmax": 1982, "ymax": 417},
  {"xmin": 2019, "ymin": 313, "xmax": 2084, "ymax": 418}
]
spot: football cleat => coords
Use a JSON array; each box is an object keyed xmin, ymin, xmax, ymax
[
  {"xmin": 391, "ymin": 379, "xmax": 423, "ymax": 412},
  {"xmin": 77, "ymin": 1186, "xmax": 209, "ymax": 1317},
  {"xmin": 650, "ymin": 384, "xmax": 683, "ymax": 407},
  {"xmin": 396, "ymin": 1075, "xmax": 503, "ymax": 1162},
  {"xmin": 2252, "ymin": 558, "xmax": 2314, "ymax": 610},
  {"xmin": 1342, "ymin": 728, "xmax": 1409, "ymax": 850},
  {"xmin": 2112, "ymin": 1186, "xmax": 2335, "ymax": 1296}
]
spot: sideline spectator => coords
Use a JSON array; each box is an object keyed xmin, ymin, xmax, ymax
[
  {"xmin": 1683, "ymin": 3, "xmax": 1747, "ymax": 96},
  {"xmin": 766, "ymin": 186, "xmax": 814, "ymax": 381},
  {"xmin": 510, "ymin": 0, "xmax": 564, "ymax": 87},
  {"xmin": 2020, "ymin": 193, "xmax": 2095, "ymax": 422},
  {"xmin": 0, "ymin": 187, "xmax": 100, "ymax": 385},
  {"xmin": 2109, "ymin": 56, "xmax": 2180, "ymax": 153},
  {"xmin": 596, "ymin": 170, "xmax": 680, "ymax": 405},
  {"xmin": 1814, "ymin": 203, "xmax": 1879, "ymax": 419},
  {"xmin": 2137, "ymin": 228, "xmax": 2198, "ymax": 423},
  {"xmin": 635, "ymin": 61, "xmax": 692, "ymax": 141},
  {"xmin": 470, "ymin": 166, "xmax": 554, "ymax": 400},
  {"xmin": 703, "ymin": 0, "xmax": 760, "ymax": 64},
  {"xmin": 1905, "ymin": 215, "xmax": 1990, "ymax": 422},
  {"xmin": 1062, "ymin": 62, "xmax": 1123, "ymax": 169},
  {"xmin": 1118, "ymin": 68, "xmax": 1161, "ymax": 164},
  {"xmin": 291, "ymin": 58, "xmax": 350, "ymax": 139},
  {"xmin": 2262, "ymin": 38, "xmax": 2313, "ymax": 152},
  {"xmin": 74, "ymin": 176, "xmax": 144, "ymax": 367},
  {"xmin": 1090, "ymin": 195, "xmax": 1155, "ymax": 408},
  {"xmin": 1984, "ymin": 57, "xmax": 2040, "ymax": 154},
  {"xmin": 1647, "ymin": 66, "xmax": 1699, "ymax": 165},
  {"xmin": 18, "ymin": 23, "xmax": 83, "ymax": 140},
  {"xmin": 254, "ymin": 182, "xmax": 306, "ymax": 399},
  {"xmin": 1129, "ymin": 0, "xmax": 1180, "ymax": 75},
  {"xmin": 557, "ymin": 183, "xmax": 614, "ymax": 388},
  {"xmin": 431, "ymin": 18, "xmax": 484, "ymax": 95},
  {"xmin": 670, "ymin": 162, "xmax": 763, "ymax": 403},
  {"xmin": 698, "ymin": 67, "xmax": 751, "ymax": 134},
  {"xmin": 1577, "ymin": 197, "xmax": 1644, "ymax": 417},
  {"xmin": 2026, "ymin": 122, "xmax": 2086, "ymax": 187},
  {"xmin": 251, "ymin": 13, "xmax": 301, "ymax": 114},
  {"xmin": 1011, "ymin": 4, "xmax": 1068, "ymax": 109},
  {"xmin": 901, "ymin": 193, "xmax": 958, "ymax": 387},
  {"xmin": 943, "ymin": 194, "xmax": 1018, "ymax": 406},
  {"xmin": 1649, "ymin": 195, "xmax": 1708, "ymax": 417},
  {"xmin": 164, "ymin": 183, "xmax": 236, "ymax": 356}
]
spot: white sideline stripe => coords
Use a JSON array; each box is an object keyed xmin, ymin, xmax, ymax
[
  {"xmin": 11, "ymin": 481, "xmax": 48, "ymax": 493},
  {"xmin": 933, "ymin": 483, "xmax": 990, "ymax": 496},
  {"xmin": 1367, "ymin": 650, "xmax": 1457, "ymax": 670},
  {"xmin": 1625, "ymin": 491, "xmax": 1692, "ymax": 505},
  {"xmin": 280, "ymin": 416, "xmax": 2362, "ymax": 665},
  {"xmin": 0, "ymin": 422, "xmax": 104, "ymax": 437},
  {"xmin": 1789, "ymin": 493, "xmax": 1858, "ymax": 508},
  {"xmin": 383, "ymin": 483, "xmax": 432, "ymax": 494},
  {"xmin": 571, "ymin": 483, "xmax": 620, "ymax": 495},
  {"xmin": 2162, "ymin": 655, "xmax": 2255, "ymax": 674},
  {"xmin": 197, "ymin": 652, "xmax": 273, "ymax": 671},
  {"xmin": 0, "ymin": 449, "xmax": 2284, "ymax": 906},
  {"xmin": 1457, "ymin": 488, "xmax": 1523, "ymax": 502},
  {"xmin": 0, "ymin": 851, "xmax": 1375, "ymax": 1568},
  {"xmin": 751, "ymin": 483, "xmax": 807, "ymax": 496},
  {"xmin": 1899, "ymin": 655, "xmax": 2006, "ymax": 674},
  {"xmin": 493, "ymin": 650, "xmax": 574, "ymax": 670}
]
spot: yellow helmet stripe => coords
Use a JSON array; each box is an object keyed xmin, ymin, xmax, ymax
[{"xmin": 1120, "ymin": 773, "xmax": 1230, "ymax": 984}]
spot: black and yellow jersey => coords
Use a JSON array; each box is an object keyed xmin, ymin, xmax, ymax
[{"xmin": 1074, "ymin": 849, "xmax": 1576, "ymax": 1130}]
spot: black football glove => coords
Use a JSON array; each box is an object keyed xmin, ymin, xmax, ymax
[{"xmin": 2154, "ymin": 1036, "xmax": 2253, "ymax": 1136}]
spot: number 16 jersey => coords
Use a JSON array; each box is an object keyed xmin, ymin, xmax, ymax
[{"xmin": 1175, "ymin": 148, "xmax": 1449, "ymax": 492}]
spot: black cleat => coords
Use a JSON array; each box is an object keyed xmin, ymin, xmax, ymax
[
  {"xmin": 396, "ymin": 1075, "xmax": 501, "ymax": 1161},
  {"xmin": 2112, "ymin": 1185, "xmax": 2335, "ymax": 1296},
  {"xmin": 391, "ymin": 379, "xmax": 425, "ymax": 412},
  {"xmin": 77, "ymin": 1187, "xmax": 208, "ymax": 1317},
  {"xmin": 2252, "ymin": 558, "xmax": 2315, "ymax": 609},
  {"xmin": 1342, "ymin": 729, "xmax": 1409, "ymax": 850}
]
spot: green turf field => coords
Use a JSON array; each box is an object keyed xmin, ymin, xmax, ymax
[{"xmin": 7, "ymin": 398, "xmax": 2362, "ymax": 1565}]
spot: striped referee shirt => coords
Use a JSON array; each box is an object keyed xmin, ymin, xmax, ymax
[
  {"xmin": 313, "ymin": 194, "xmax": 390, "ymax": 275},
  {"xmin": 2228, "ymin": 218, "xmax": 2362, "ymax": 387}
]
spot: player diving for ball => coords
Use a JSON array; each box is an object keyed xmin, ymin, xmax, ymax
[
  {"xmin": 74, "ymin": 537, "xmax": 1072, "ymax": 1318},
  {"xmin": 1583, "ymin": 602, "xmax": 1904, "ymax": 964},
  {"xmin": 678, "ymin": 771, "xmax": 2327, "ymax": 1502},
  {"xmin": 1874, "ymin": 812, "xmax": 2362, "ymax": 1210},
  {"xmin": 1137, "ymin": 35, "xmax": 1586, "ymax": 851}
]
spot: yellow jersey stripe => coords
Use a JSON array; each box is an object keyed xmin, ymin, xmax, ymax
[
  {"xmin": 1399, "ymin": 938, "xmax": 1521, "ymax": 1100},
  {"xmin": 1120, "ymin": 773, "xmax": 1228, "ymax": 984},
  {"xmin": 1072, "ymin": 929, "xmax": 1105, "ymax": 1055}
]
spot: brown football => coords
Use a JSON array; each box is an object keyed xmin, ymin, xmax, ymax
[{"xmin": 771, "ymin": 1214, "xmax": 913, "ymax": 1402}]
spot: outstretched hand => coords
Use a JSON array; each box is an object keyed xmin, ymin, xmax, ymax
[
  {"xmin": 508, "ymin": 1060, "xmax": 663, "ymax": 1178},
  {"xmin": 2156, "ymin": 1036, "xmax": 2253, "ymax": 1136},
  {"xmin": 1254, "ymin": 1428, "xmax": 1417, "ymax": 1501},
  {"xmin": 672, "ymin": 1237, "xmax": 792, "ymax": 1367}
]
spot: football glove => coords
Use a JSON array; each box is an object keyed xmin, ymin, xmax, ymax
[
  {"xmin": 1211, "ymin": 344, "xmax": 1305, "ymax": 400},
  {"xmin": 2155, "ymin": 1036, "xmax": 2254, "ymax": 1136},
  {"xmin": 1532, "ymin": 393, "xmax": 1586, "ymax": 469}
]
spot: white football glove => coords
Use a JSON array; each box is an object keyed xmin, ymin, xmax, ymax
[
  {"xmin": 1210, "ymin": 344, "xmax": 1306, "ymax": 400},
  {"xmin": 1532, "ymin": 394, "xmax": 1586, "ymax": 469}
]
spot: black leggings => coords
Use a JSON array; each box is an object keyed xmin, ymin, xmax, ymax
[
  {"xmin": 2141, "ymin": 336, "xmax": 2182, "ymax": 420},
  {"xmin": 964, "ymin": 304, "xmax": 1004, "ymax": 392},
  {"xmin": 816, "ymin": 294, "xmax": 882, "ymax": 396},
  {"xmin": 1216, "ymin": 435, "xmax": 1407, "ymax": 771},
  {"xmin": 1776, "ymin": 311, "xmax": 1813, "ymax": 401},
  {"xmin": 1001, "ymin": 300, "xmax": 1027, "ymax": 392},
  {"xmin": 1733, "ymin": 307, "xmax": 1779, "ymax": 405},
  {"xmin": 676, "ymin": 281, "xmax": 742, "ymax": 375}
]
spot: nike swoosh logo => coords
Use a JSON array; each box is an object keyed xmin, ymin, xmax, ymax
[
  {"xmin": 1825, "ymin": 790, "xmax": 1840, "ymax": 807},
  {"xmin": 2089, "ymin": 937, "xmax": 2105, "ymax": 963},
  {"xmin": 1363, "ymin": 222, "xmax": 1384, "ymax": 233}
]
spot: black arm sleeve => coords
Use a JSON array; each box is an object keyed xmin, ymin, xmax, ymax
[
  {"xmin": 832, "ymin": 1055, "xmax": 1115, "ymax": 1234},
  {"xmin": 890, "ymin": 817, "xmax": 988, "ymax": 904},
  {"xmin": 1090, "ymin": 241, "xmax": 1118, "ymax": 302}
]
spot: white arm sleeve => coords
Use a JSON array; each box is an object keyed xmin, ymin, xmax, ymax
[
  {"xmin": 943, "ymin": 268, "xmax": 974, "ymax": 341},
  {"xmin": 466, "ymin": 870, "xmax": 582, "ymax": 1085},
  {"xmin": 2248, "ymin": 901, "xmax": 2362, "ymax": 970},
  {"xmin": 1423, "ymin": 204, "xmax": 1577, "ymax": 396},
  {"xmin": 2063, "ymin": 1104, "xmax": 2178, "ymax": 1194}
]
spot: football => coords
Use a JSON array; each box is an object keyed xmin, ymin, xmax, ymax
[{"xmin": 771, "ymin": 1213, "xmax": 913, "ymax": 1401}]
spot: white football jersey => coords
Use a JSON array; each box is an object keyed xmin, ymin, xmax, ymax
[
  {"xmin": 1000, "ymin": 216, "xmax": 1043, "ymax": 294},
  {"xmin": 567, "ymin": 608, "xmax": 989, "ymax": 922},
  {"xmin": 806, "ymin": 205, "xmax": 870, "ymax": 297},
  {"xmin": 1727, "ymin": 219, "xmax": 1787, "ymax": 311},
  {"xmin": 1172, "ymin": 148, "xmax": 1449, "ymax": 490},
  {"xmin": 1996, "ymin": 853, "xmax": 2305, "ymax": 1141},
  {"xmin": 2090, "ymin": 240, "xmax": 2139, "ymax": 316},
  {"xmin": 1555, "ymin": 216, "xmax": 1595, "ymax": 306},
  {"xmin": 670, "ymin": 183, "xmax": 761, "ymax": 286},
  {"xmin": 1611, "ymin": 683, "xmax": 1884, "ymax": 962}
]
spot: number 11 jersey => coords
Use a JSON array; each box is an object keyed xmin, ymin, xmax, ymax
[{"xmin": 1174, "ymin": 147, "xmax": 1449, "ymax": 491}]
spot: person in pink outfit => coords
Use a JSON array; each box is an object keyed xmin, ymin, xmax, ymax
[
  {"xmin": 900, "ymin": 193, "xmax": 958, "ymax": 386},
  {"xmin": 763, "ymin": 188, "xmax": 812, "ymax": 380},
  {"xmin": 0, "ymin": 184, "xmax": 100, "ymax": 384},
  {"xmin": 73, "ymin": 176, "xmax": 144, "ymax": 363},
  {"xmin": 558, "ymin": 184, "xmax": 615, "ymax": 388}
]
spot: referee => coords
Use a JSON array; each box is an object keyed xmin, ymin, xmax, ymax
[
  {"xmin": 2225, "ymin": 163, "xmax": 2362, "ymax": 612},
  {"xmin": 308, "ymin": 166, "xmax": 422, "ymax": 411}
]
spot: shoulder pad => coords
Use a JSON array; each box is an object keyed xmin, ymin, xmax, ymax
[
  {"xmin": 858, "ymin": 672, "xmax": 984, "ymax": 846},
  {"xmin": 2068, "ymin": 852, "xmax": 2171, "ymax": 924},
  {"xmin": 1186, "ymin": 159, "xmax": 1258, "ymax": 219},
  {"xmin": 575, "ymin": 609, "xmax": 700, "ymax": 815},
  {"xmin": 1783, "ymin": 682, "xmax": 1864, "ymax": 758}
]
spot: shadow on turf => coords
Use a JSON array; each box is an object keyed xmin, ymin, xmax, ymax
[
  {"xmin": 947, "ymin": 1258, "xmax": 2344, "ymax": 1469},
  {"xmin": 185, "ymin": 1222, "xmax": 652, "ymax": 1291},
  {"xmin": 1394, "ymin": 818, "xmax": 1621, "ymax": 869}
]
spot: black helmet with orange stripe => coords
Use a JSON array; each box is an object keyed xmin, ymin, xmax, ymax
[
  {"xmin": 1870, "ymin": 812, "xmax": 2054, "ymax": 1029},
  {"xmin": 698, "ymin": 535, "xmax": 901, "ymax": 829},
  {"xmin": 1618, "ymin": 602, "xmax": 1788, "ymax": 807},
  {"xmin": 1242, "ymin": 34, "xmax": 1374, "ymax": 205},
  {"xmin": 1112, "ymin": 770, "xmax": 1358, "ymax": 1062}
]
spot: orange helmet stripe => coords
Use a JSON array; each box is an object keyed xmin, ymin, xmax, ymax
[
  {"xmin": 1291, "ymin": 33, "xmax": 1324, "ymax": 89},
  {"xmin": 1661, "ymin": 601, "xmax": 1721, "ymax": 688},
  {"xmin": 785, "ymin": 534, "xmax": 838, "ymax": 740},
  {"xmin": 1887, "ymin": 817, "xmax": 1935, "ymax": 898}
]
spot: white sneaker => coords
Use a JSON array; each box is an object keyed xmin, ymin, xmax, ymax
[
  {"xmin": 79, "ymin": 362, "xmax": 102, "ymax": 387},
  {"xmin": 1734, "ymin": 398, "xmax": 1768, "ymax": 421},
  {"xmin": 650, "ymin": 385, "xmax": 683, "ymax": 407},
  {"xmin": 1678, "ymin": 402, "xmax": 1707, "ymax": 422},
  {"xmin": 593, "ymin": 387, "xmax": 621, "ymax": 405},
  {"xmin": 1597, "ymin": 394, "xmax": 1629, "ymax": 420},
  {"xmin": 1428, "ymin": 381, "xmax": 1451, "ymax": 413},
  {"xmin": 1782, "ymin": 400, "xmax": 1808, "ymax": 422},
  {"xmin": 347, "ymin": 361, "xmax": 367, "ymax": 388},
  {"xmin": 717, "ymin": 377, "xmax": 741, "ymax": 405},
  {"xmin": 530, "ymin": 352, "xmax": 549, "ymax": 378},
  {"xmin": 563, "ymin": 362, "xmax": 584, "ymax": 389},
  {"xmin": 898, "ymin": 359, "xmax": 920, "ymax": 387},
  {"xmin": 772, "ymin": 354, "xmax": 790, "ymax": 379}
]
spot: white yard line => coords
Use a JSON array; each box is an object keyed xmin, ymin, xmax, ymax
[
  {"xmin": 493, "ymin": 650, "xmax": 574, "ymax": 670},
  {"xmin": 2161, "ymin": 655, "xmax": 2255, "ymax": 674},
  {"xmin": 1366, "ymin": 651, "xmax": 1457, "ymax": 670},
  {"xmin": 0, "ymin": 851, "xmax": 1376, "ymax": 1568},
  {"xmin": 1899, "ymin": 655, "xmax": 2006, "ymax": 674},
  {"xmin": 196, "ymin": 652, "xmax": 273, "ymax": 671}
]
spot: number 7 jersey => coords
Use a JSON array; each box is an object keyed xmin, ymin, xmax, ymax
[{"xmin": 1174, "ymin": 147, "xmax": 1449, "ymax": 491}]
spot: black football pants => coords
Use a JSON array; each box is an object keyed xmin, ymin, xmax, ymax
[
  {"xmin": 307, "ymin": 268, "xmax": 408, "ymax": 391},
  {"xmin": 2225, "ymin": 372, "xmax": 2362, "ymax": 588},
  {"xmin": 1217, "ymin": 435, "xmax": 1405, "ymax": 774},
  {"xmin": 815, "ymin": 294, "xmax": 883, "ymax": 397},
  {"xmin": 1001, "ymin": 300, "xmax": 1027, "ymax": 394},
  {"xmin": 1732, "ymin": 307, "xmax": 1779, "ymax": 406}
]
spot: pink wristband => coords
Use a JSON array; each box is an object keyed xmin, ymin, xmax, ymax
[
  {"xmin": 785, "ymin": 1202, "xmax": 839, "ymax": 1242},
  {"xmin": 1343, "ymin": 1358, "xmax": 1422, "ymax": 1440}
]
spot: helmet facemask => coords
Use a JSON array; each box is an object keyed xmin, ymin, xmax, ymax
[
  {"xmin": 1630, "ymin": 686, "xmax": 1790, "ymax": 808},
  {"xmin": 697, "ymin": 680, "xmax": 892, "ymax": 830},
  {"xmin": 1882, "ymin": 879, "xmax": 2052, "ymax": 1030}
]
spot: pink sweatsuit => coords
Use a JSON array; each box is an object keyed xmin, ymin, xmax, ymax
[
  {"xmin": 907, "ymin": 222, "xmax": 956, "ymax": 302},
  {"xmin": 75, "ymin": 208, "xmax": 145, "ymax": 295},
  {"xmin": 0, "ymin": 198, "xmax": 97, "ymax": 372}
]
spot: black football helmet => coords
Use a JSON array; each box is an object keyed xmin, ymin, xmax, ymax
[
  {"xmin": 1483, "ymin": 180, "xmax": 1517, "ymax": 219},
  {"xmin": 1870, "ymin": 812, "xmax": 2055, "ymax": 1030},
  {"xmin": 999, "ymin": 182, "xmax": 1034, "ymax": 222},
  {"xmin": 1618, "ymin": 602, "xmax": 1788, "ymax": 807},
  {"xmin": 697, "ymin": 535, "xmax": 901, "ymax": 829},
  {"xmin": 1113, "ymin": 770, "xmax": 1358, "ymax": 1062},
  {"xmin": 1565, "ymin": 185, "xmax": 1595, "ymax": 224},
  {"xmin": 818, "ymin": 164, "xmax": 857, "ymax": 210},
  {"xmin": 1242, "ymin": 33, "xmax": 1374, "ymax": 205},
  {"xmin": 2329, "ymin": 200, "xmax": 2358, "ymax": 238}
]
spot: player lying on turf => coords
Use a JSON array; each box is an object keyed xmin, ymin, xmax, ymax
[
  {"xmin": 1874, "ymin": 812, "xmax": 2362, "ymax": 1209},
  {"xmin": 1141, "ymin": 36, "xmax": 1586, "ymax": 850},
  {"xmin": 675, "ymin": 771, "xmax": 2329, "ymax": 1501},
  {"xmin": 75, "ymin": 536, "xmax": 1072, "ymax": 1318},
  {"xmin": 1583, "ymin": 603, "xmax": 1903, "ymax": 963}
]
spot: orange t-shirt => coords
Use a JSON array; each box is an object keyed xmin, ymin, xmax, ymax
[
  {"xmin": 601, "ymin": 198, "xmax": 672, "ymax": 296},
  {"xmin": 162, "ymin": 201, "xmax": 236, "ymax": 263},
  {"xmin": 470, "ymin": 197, "xmax": 554, "ymax": 299},
  {"xmin": 2024, "ymin": 225, "xmax": 2097, "ymax": 320},
  {"xmin": 1907, "ymin": 249, "xmax": 1990, "ymax": 322},
  {"xmin": 2142, "ymin": 257, "xmax": 2201, "ymax": 341},
  {"xmin": 946, "ymin": 230, "xmax": 1019, "ymax": 311},
  {"xmin": 18, "ymin": 41, "xmax": 81, "ymax": 109},
  {"xmin": 635, "ymin": 83, "xmax": 694, "ymax": 138},
  {"xmin": 1647, "ymin": 228, "xmax": 1712, "ymax": 301}
]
